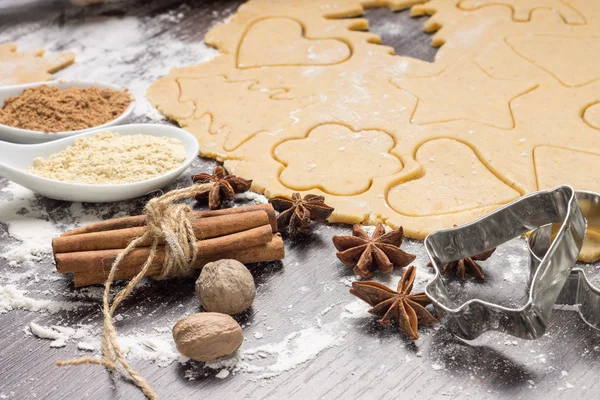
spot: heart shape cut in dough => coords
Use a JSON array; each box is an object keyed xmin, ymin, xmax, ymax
[
  {"xmin": 387, "ymin": 138, "xmax": 520, "ymax": 216},
  {"xmin": 237, "ymin": 17, "xmax": 351, "ymax": 68}
]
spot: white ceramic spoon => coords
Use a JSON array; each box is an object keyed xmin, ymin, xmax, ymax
[
  {"xmin": 0, "ymin": 80, "xmax": 136, "ymax": 144},
  {"xmin": 0, "ymin": 124, "xmax": 199, "ymax": 202}
]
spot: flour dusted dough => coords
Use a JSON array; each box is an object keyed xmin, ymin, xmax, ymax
[
  {"xmin": 0, "ymin": 43, "xmax": 75, "ymax": 86},
  {"xmin": 148, "ymin": 0, "xmax": 600, "ymax": 260}
]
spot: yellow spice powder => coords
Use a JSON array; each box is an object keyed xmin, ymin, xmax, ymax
[{"xmin": 29, "ymin": 132, "xmax": 187, "ymax": 184}]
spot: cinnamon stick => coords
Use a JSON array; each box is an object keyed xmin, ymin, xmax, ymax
[
  {"xmin": 52, "ymin": 210, "xmax": 271, "ymax": 254},
  {"xmin": 55, "ymin": 224, "xmax": 274, "ymax": 274},
  {"xmin": 73, "ymin": 234, "xmax": 284, "ymax": 287},
  {"xmin": 61, "ymin": 203, "xmax": 277, "ymax": 236}
]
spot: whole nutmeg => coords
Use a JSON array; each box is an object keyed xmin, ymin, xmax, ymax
[
  {"xmin": 172, "ymin": 312, "xmax": 243, "ymax": 362},
  {"xmin": 196, "ymin": 259, "xmax": 256, "ymax": 315}
]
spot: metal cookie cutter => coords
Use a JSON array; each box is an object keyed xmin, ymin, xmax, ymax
[
  {"xmin": 528, "ymin": 190, "xmax": 600, "ymax": 331},
  {"xmin": 424, "ymin": 185, "xmax": 586, "ymax": 340}
]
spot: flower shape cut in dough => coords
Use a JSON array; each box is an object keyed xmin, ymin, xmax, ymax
[{"xmin": 275, "ymin": 124, "xmax": 402, "ymax": 196}]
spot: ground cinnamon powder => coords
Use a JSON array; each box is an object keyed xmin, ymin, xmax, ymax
[{"xmin": 0, "ymin": 85, "xmax": 132, "ymax": 132}]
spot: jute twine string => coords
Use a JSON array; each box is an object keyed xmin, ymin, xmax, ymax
[{"xmin": 57, "ymin": 183, "xmax": 214, "ymax": 400}]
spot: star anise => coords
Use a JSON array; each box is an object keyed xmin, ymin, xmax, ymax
[
  {"xmin": 332, "ymin": 224, "xmax": 416, "ymax": 278},
  {"xmin": 350, "ymin": 265, "xmax": 437, "ymax": 341},
  {"xmin": 269, "ymin": 192, "xmax": 334, "ymax": 234},
  {"xmin": 191, "ymin": 166, "xmax": 252, "ymax": 209},
  {"xmin": 428, "ymin": 248, "xmax": 496, "ymax": 280}
]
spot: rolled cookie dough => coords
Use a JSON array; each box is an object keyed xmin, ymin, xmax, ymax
[{"xmin": 148, "ymin": 0, "xmax": 600, "ymax": 261}]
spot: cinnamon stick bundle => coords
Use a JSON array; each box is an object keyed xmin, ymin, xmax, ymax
[
  {"xmin": 73, "ymin": 237, "xmax": 284, "ymax": 287},
  {"xmin": 53, "ymin": 204, "xmax": 284, "ymax": 287},
  {"xmin": 53, "ymin": 210, "xmax": 271, "ymax": 254}
]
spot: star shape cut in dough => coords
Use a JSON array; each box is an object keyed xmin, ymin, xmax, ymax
[{"xmin": 393, "ymin": 61, "xmax": 537, "ymax": 129}]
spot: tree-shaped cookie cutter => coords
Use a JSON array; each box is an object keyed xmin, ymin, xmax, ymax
[
  {"xmin": 425, "ymin": 185, "xmax": 585, "ymax": 340},
  {"xmin": 528, "ymin": 190, "xmax": 600, "ymax": 331}
]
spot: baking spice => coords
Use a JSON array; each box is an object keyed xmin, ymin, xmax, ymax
[
  {"xmin": 55, "ymin": 182, "xmax": 222, "ymax": 400},
  {"xmin": 53, "ymin": 182, "xmax": 284, "ymax": 399},
  {"xmin": 195, "ymin": 259, "xmax": 256, "ymax": 315},
  {"xmin": 428, "ymin": 248, "xmax": 496, "ymax": 280},
  {"xmin": 172, "ymin": 312, "xmax": 244, "ymax": 362},
  {"xmin": 332, "ymin": 224, "xmax": 416, "ymax": 278},
  {"xmin": 28, "ymin": 132, "xmax": 186, "ymax": 184},
  {"xmin": 192, "ymin": 166, "xmax": 253, "ymax": 209},
  {"xmin": 2, "ymin": 179, "xmax": 345, "ymax": 381},
  {"xmin": 350, "ymin": 266, "xmax": 437, "ymax": 341},
  {"xmin": 52, "ymin": 203, "xmax": 283, "ymax": 287},
  {"xmin": 270, "ymin": 192, "xmax": 334, "ymax": 234},
  {"xmin": 0, "ymin": 85, "xmax": 131, "ymax": 132}
]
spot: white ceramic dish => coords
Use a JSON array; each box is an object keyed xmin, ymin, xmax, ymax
[
  {"xmin": 0, "ymin": 124, "xmax": 199, "ymax": 202},
  {"xmin": 0, "ymin": 80, "xmax": 136, "ymax": 144}
]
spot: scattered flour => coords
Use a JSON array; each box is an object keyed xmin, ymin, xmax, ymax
[
  {"xmin": 431, "ymin": 362, "xmax": 444, "ymax": 371},
  {"xmin": 204, "ymin": 323, "xmax": 347, "ymax": 380},
  {"xmin": 0, "ymin": 285, "xmax": 86, "ymax": 314},
  {"xmin": 77, "ymin": 341, "xmax": 96, "ymax": 352},
  {"xmin": 29, "ymin": 322, "xmax": 83, "ymax": 348},
  {"xmin": 318, "ymin": 301, "xmax": 343, "ymax": 318},
  {"xmin": 298, "ymin": 286, "xmax": 311, "ymax": 293},
  {"xmin": 341, "ymin": 300, "xmax": 371, "ymax": 320},
  {"xmin": 215, "ymin": 369, "xmax": 230, "ymax": 379},
  {"xmin": 0, "ymin": 183, "xmax": 60, "ymax": 268},
  {"xmin": 234, "ymin": 191, "xmax": 269, "ymax": 204},
  {"xmin": 565, "ymin": 382, "xmax": 574, "ymax": 389},
  {"xmin": 120, "ymin": 336, "xmax": 179, "ymax": 367},
  {"xmin": 374, "ymin": 20, "xmax": 408, "ymax": 37},
  {"xmin": 339, "ymin": 275, "xmax": 360, "ymax": 287},
  {"xmin": 0, "ymin": 173, "xmax": 565, "ymax": 393},
  {"xmin": 361, "ymin": 223, "xmax": 392, "ymax": 235},
  {"xmin": 63, "ymin": 333, "xmax": 179, "ymax": 367},
  {"xmin": 0, "ymin": 178, "xmax": 181, "ymax": 369}
]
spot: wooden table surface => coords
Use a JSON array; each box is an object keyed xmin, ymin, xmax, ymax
[{"xmin": 1, "ymin": 1, "xmax": 599, "ymax": 399}]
